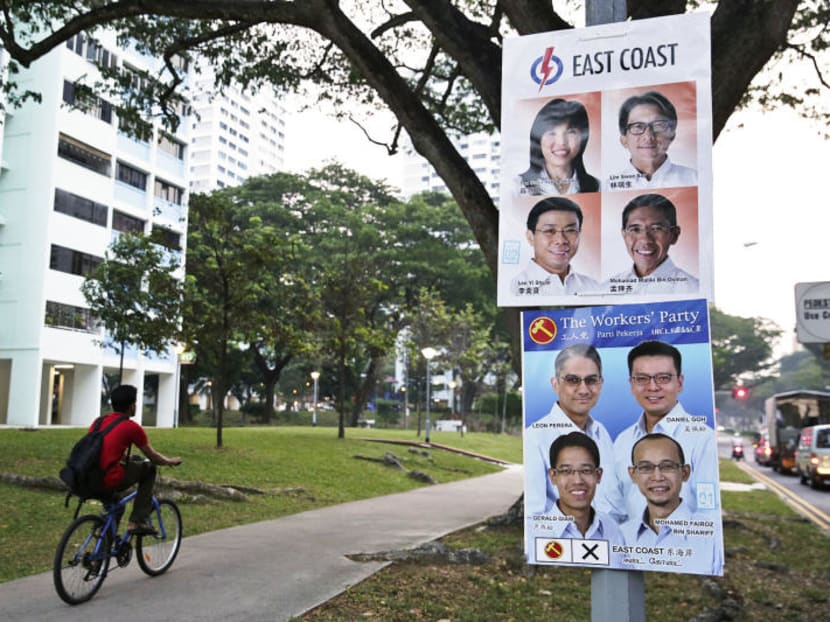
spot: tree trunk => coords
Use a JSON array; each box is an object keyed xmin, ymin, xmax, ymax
[{"xmin": 338, "ymin": 352, "xmax": 347, "ymax": 439}]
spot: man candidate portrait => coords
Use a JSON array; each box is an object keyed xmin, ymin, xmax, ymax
[
  {"xmin": 525, "ymin": 344, "xmax": 625, "ymax": 521},
  {"xmin": 534, "ymin": 433, "xmax": 624, "ymax": 562},
  {"xmin": 621, "ymin": 433, "xmax": 723, "ymax": 575},
  {"xmin": 613, "ymin": 340, "xmax": 719, "ymax": 522},
  {"xmin": 510, "ymin": 197, "xmax": 600, "ymax": 297},
  {"xmin": 607, "ymin": 90, "xmax": 697, "ymax": 191},
  {"xmin": 605, "ymin": 193, "xmax": 699, "ymax": 295}
]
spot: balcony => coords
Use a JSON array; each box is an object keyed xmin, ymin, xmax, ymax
[
  {"xmin": 114, "ymin": 180, "xmax": 147, "ymax": 210},
  {"xmin": 116, "ymin": 132, "xmax": 151, "ymax": 162},
  {"xmin": 152, "ymin": 197, "xmax": 186, "ymax": 227}
]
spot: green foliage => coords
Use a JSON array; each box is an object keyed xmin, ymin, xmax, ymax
[
  {"xmin": 709, "ymin": 305, "xmax": 782, "ymax": 389},
  {"xmin": 183, "ymin": 190, "xmax": 297, "ymax": 446},
  {"xmin": 81, "ymin": 232, "xmax": 183, "ymax": 378},
  {"xmin": 745, "ymin": 350, "xmax": 830, "ymax": 406}
]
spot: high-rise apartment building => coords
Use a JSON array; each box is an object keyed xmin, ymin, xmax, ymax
[
  {"xmin": 400, "ymin": 131, "xmax": 501, "ymax": 200},
  {"xmin": 188, "ymin": 74, "xmax": 286, "ymax": 193},
  {"xmin": 0, "ymin": 31, "xmax": 191, "ymax": 427}
]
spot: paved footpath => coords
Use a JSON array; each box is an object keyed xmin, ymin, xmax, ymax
[{"xmin": 0, "ymin": 464, "xmax": 523, "ymax": 622}]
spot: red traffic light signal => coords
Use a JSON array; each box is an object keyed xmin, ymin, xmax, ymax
[{"xmin": 731, "ymin": 386, "xmax": 749, "ymax": 399}]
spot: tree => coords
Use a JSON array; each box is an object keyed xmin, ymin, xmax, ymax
[
  {"xmin": 82, "ymin": 232, "xmax": 183, "ymax": 382},
  {"xmin": 2, "ymin": 1, "xmax": 826, "ymax": 282},
  {"xmin": 302, "ymin": 164, "xmax": 401, "ymax": 437},
  {"xmin": 223, "ymin": 173, "xmax": 321, "ymax": 424},
  {"xmin": 182, "ymin": 191, "xmax": 289, "ymax": 447},
  {"xmin": 709, "ymin": 305, "xmax": 782, "ymax": 389}
]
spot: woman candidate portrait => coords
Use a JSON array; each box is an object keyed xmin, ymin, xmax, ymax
[{"xmin": 515, "ymin": 97, "xmax": 600, "ymax": 196}]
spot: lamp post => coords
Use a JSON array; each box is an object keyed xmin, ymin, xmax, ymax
[
  {"xmin": 401, "ymin": 385, "xmax": 408, "ymax": 429},
  {"xmin": 310, "ymin": 371, "xmax": 320, "ymax": 427},
  {"xmin": 421, "ymin": 347, "xmax": 438, "ymax": 443},
  {"xmin": 173, "ymin": 343, "xmax": 185, "ymax": 428}
]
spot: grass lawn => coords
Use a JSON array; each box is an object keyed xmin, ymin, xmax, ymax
[{"xmin": 0, "ymin": 426, "xmax": 521, "ymax": 583}]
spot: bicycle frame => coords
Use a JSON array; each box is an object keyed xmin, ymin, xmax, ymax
[{"xmin": 73, "ymin": 492, "xmax": 166, "ymax": 577}]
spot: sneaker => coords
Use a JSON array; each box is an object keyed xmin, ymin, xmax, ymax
[{"xmin": 129, "ymin": 521, "xmax": 158, "ymax": 536}]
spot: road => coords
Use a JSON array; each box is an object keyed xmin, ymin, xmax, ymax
[{"xmin": 718, "ymin": 434, "xmax": 830, "ymax": 532}]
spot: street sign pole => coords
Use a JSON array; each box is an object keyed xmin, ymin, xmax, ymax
[{"xmin": 586, "ymin": 2, "xmax": 646, "ymax": 621}]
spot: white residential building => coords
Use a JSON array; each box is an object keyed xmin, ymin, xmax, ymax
[
  {"xmin": 188, "ymin": 75, "xmax": 286, "ymax": 193},
  {"xmin": 401, "ymin": 130, "xmax": 501, "ymax": 200},
  {"xmin": 0, "ymin": 30, "xmax": 191, "ymax": 428}
]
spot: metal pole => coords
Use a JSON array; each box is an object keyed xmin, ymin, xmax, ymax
[
  {"xmin": 425, "ymin": 361, "xmax": 431, "ymax": 443},
  {"xmin": 403, "ymin": 387, "xmax": 409, "ymax": 429},
  {"xmin": 584, "ymin": 2, "xmax": 645, "ymax": 620},
  {"xmin": 173, "ymin": 358, "xmax": 181, "ymax": 428},
  {"xmin": 311, "ymin": 371, "xmax": 320, "ymax": 427}
]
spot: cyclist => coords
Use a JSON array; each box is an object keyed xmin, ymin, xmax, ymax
[{"xmin": 96, "ymin": 385, "xmax": 182, "ymax": 535}]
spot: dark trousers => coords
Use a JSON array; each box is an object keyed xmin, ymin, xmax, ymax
[{"xmin": 116, "ymin": 458, "xmax": 156, "ymax": 523}]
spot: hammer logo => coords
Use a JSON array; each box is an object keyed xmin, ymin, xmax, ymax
[{"xmin": 529, "ymin": 317, "xmax": 557, "ymax": 345}]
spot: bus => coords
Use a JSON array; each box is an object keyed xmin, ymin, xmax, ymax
[{"xmin": 764, "ymin": 390, "xmax": 830, "ymax": 473}]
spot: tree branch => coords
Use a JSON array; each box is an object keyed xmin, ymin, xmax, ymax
[
  {"xmin": 347, "ymin": 114, "xmax": 401, "ymax": 156},
  {"xmin": 784, "ymin": 42, "xmax": 830, "ymax": 90},
  {"xmin": 403, "ymin": 0, "xmax": 502, "ymax": 127},
  {"xmin": 498, "ymin": 0, "xmax": 570, "ymax": 35},
  {"xmin": 710, "ymin": 0, "xmax": 800, "ymax": 139}
]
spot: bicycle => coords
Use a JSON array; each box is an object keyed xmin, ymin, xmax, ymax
[{"xmin": 53, "ymin": 488, "xmax": 182, "ymax": 605}]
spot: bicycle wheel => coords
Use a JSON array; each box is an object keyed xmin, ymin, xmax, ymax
[
  {"xmin": 53, "ymin": 514, "xmax": 111, "ymax": 605},
  {"xmin": 136, "ymin": 499, "xmax": 182, "ymax": 576}
]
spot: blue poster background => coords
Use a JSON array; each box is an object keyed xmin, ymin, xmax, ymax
[{"xmin": 522, "ymin": 299, "xmax": 715, "ymax": 440}]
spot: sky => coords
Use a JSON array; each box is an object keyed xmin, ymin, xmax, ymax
[{"xmin": 284, "ymin": 100, "xmax": 829, "ymax": 357}]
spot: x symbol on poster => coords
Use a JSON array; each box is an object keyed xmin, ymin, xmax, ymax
[{"xmin": 581, "ymin": 543, "xmax": 599, "ymax": 560}]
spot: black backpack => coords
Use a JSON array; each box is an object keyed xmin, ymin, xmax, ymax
[{"xmin": 59, "ymin": 416, "xmax": 128, "ymax": 498}]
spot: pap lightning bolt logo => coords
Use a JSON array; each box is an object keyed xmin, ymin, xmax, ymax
[
  {"xmin": 530, "ymin": 46, "xmax": 564, "ymax": 90},
  {"xmin": 539, "ymin": 47, "xmax": 556, "ymax": 89}
]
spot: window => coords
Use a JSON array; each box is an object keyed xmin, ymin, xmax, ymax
[
  {"xmin": 57, "ymin": 134, "xmax": 111, "ymax": 176},
  {"xmin": 151, "ymin": 225, "xmax": 181, "ymax": 250},
  {"xmin": 50, "ymin": 244, "xmax": 102, "ymax": 277},
  {"xmin": 62, "ymin": 81, "xmax": 113, "ymax": 124},
  {"xmin": 157, "ymin": 134, "xmax": 185, "ymax": 160},
  {"xmin": 154, "ymin": 179, "xmax": 184, "ymax": 205},
  {"xmin": 112, "ymin": 210, "xmax": 145, "ymax": 233},
  {"xmin": 54, "ymin": 189, "xmax": 108, "ymax": 227},
  {"xmin": 117, "ymin": 113, "xmax": 152, "ymax": 142},
  {"xmin": 122, "ymin": 63, "xmax": 150, "ymax": 94},
  {"xmin": 116, "ymin": 161, "xmax": 148, "ymax": 191},
  {"xmin": 65, "ymin": 33, "xmax": 118, "ymax": 69},
  {"xmin": 45, "ymin": 301, "xmax": 98, "ymax": 333}
]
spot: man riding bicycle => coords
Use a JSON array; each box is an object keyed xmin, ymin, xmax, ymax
[{"xmin": 97, "ymin": 385, "xmax": 182, "ymax": 535}]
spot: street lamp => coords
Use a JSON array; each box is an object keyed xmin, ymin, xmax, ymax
[
  {"xmin": 173, "ymin": 342, "xmax": 185, "ymax": 428},
  {"xmin": 421, "ymin": 347, "xmax": 438, "ymax": 443},
  {"xmin": 400, "ymin": 385, "xmax": 408, "ymax": 429},
  {"xmin": 310, "ymin": 371, "xmax": 320, "ymax": 427}
]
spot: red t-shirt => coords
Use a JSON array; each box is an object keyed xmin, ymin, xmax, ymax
[{"xmin": 89, "ymin": 413, "xmax": 148, "ymax": 488}]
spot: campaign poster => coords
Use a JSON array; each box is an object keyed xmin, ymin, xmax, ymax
[
  {"xmin": 498, "ymin": 13, "xmax": 713, "ymax": 307},
  {"xmin": 522, "ymin": 299, "xmax": 724, "ymax": 576}
]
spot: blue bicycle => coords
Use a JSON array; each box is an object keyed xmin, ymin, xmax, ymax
[{"xmin": 53, "ymin": 489, "xmax": 182, "ymax": 605}]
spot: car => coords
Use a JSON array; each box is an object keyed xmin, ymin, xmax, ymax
[{"xmin": 796, "ymin": 424, "xmax": 830, "ymax": 489}]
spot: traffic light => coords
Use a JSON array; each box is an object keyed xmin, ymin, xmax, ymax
[{"xmin": 731, "ymin": 386, "xmax": 749, "ymax": 400}]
